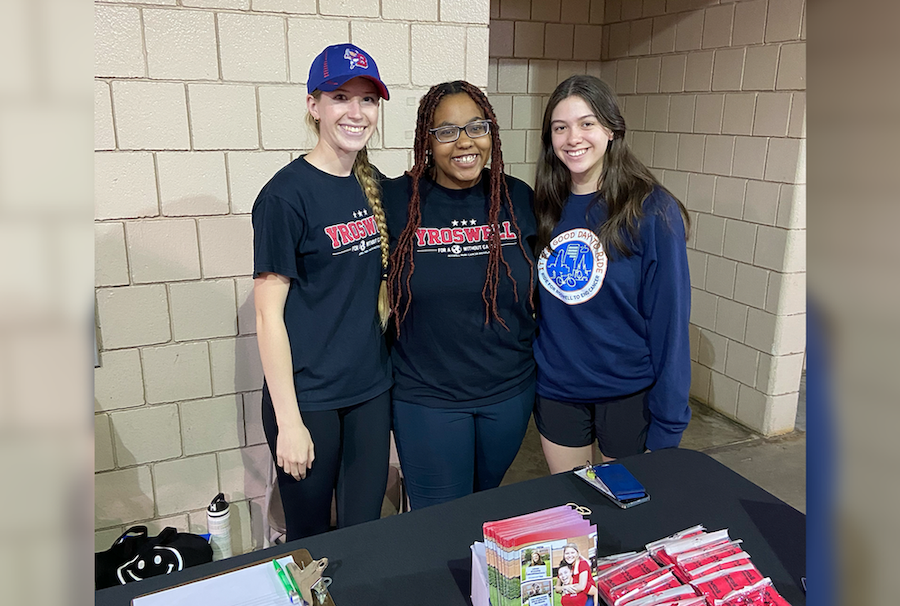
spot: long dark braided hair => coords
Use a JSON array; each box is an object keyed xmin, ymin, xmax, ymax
[{"xmin": 388, "ymin": 81, "xmax": 534, "ymax": 335}]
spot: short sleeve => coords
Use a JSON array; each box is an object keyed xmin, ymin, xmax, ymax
[{"xmin": 252, "ymin": 193, "xmax": 306, "ymax": 280}]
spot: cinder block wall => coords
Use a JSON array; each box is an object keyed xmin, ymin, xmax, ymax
[
  {"xmin": 94, "ymin": 0, "xmax": 490, "ymax": 554},
  {"xmin": 490, "ymin": 0, "xmax": 806, "ymax": 435}
]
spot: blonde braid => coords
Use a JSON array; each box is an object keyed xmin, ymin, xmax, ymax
[{"xmin": 353, "ymin": 147, "xmax": 391, "ymax": 331}]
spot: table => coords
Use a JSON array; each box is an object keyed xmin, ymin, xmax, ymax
[{"xmin": 96, "ymin": 449, "xmax": 806, "ymax": 605}]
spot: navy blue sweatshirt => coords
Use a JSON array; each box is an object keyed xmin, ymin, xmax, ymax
[
  {"xmin": 534, "ymin": 187, "xmax": 691, "ymax": 450},
  {"xmin": 382, "ymin": 172, "xmax": 537, "ymax": 408}
]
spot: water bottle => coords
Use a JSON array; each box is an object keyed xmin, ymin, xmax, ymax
[{"xmin": 207, "ymin": 493, "xmax": 233, "ymax": 560}]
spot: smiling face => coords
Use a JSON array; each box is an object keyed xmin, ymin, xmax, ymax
[
  {"xmin": 558, "ymin": 565, "xmax": 572, "ymax": 584},
  {"xmin": 563, "ymin": 546, "xmax": 578, "ymax": 565},
  {"xmin": 307, "ymin": 77, "xmax": 380, "ymax": 157},
  {"xmin": 430, "ymin": 93, "xmax": 492, "ymax": 190},
  {"xmin": 549, "ymin": 95, "xmax": 615, "ymax": 194}
]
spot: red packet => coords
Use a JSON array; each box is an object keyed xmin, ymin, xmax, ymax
[
  {"xmin": 624, "ymin": 586, "xmax": 703, "ymax": 606},
  {"xmin": 596, "ymin": 551, "xmax": 641, "ymax": 573},
  {"xmin": 689, "ymin": 564, "xmax": 763, "ymax": 602},
  {"xmin": 657, "ymin": 529, "xmax": 730, "ymax": 566},
  {"xmin": 681, "ymin": 552, "xmax": 751, "ymax": 582},
  {"xmin": 596, "ymin": 552, "xmax": 660, "ymax": 604},
  {"xmin": 645, "ymin": 525, "xmax": 707, "ymax": 557},
  {"xmin": 612, "ymin": 569, "xmax": 682, "ymax": 606},
  {"xmin": 713, "ymin": 577, "xmax": 792, "ymax": 606}
]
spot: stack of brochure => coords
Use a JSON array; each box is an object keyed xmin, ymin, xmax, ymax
[{"xmin": 482, "ymin": 505, "xmax": 597, "ymax": 606}]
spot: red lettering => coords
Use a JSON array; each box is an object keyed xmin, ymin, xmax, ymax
[
  {"xmin": 362, "ymin": 217, "xmax": 377, "ymax": 236},
  {"xmin": 348, "ymin": 222, "xmax": 361, "ymax": 241},
  {"xmin": 415, "ymin": 228, "xmax": 428, "ymax": 246},
  {"xmin": 452, "ymin": 228, "xmax": 465, "ymax": 243},
  {"xmin": 337, "ymin": 225, "xmax": 352, "ymax": 246},
  {"xmin": 426, "ymin": 228, "xmax": 441, "ymax": 245},
  {"xmin": 324, "ymin": 226, "xmax": 341, "ymax": 248},
  {"xmin": 481, "ymin": 225, "xmax": 492, "ymax": 241},
  {"xmin": 439, "ymin": 228, "xmax": 453, "ymax": 243},
  {"xmin": 499, "ymin": 221, "xmax": 515, "ymax": 240},
  {"xmin": 463, "ymin": 227, "xmax": 480, "ymax": 243}
]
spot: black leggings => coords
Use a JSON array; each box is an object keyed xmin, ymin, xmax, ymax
[{"xmin": 262, "ymin": 387, "xmax": 391, "ymax": 540}]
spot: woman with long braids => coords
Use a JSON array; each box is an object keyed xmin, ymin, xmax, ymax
[
  {"xmin": 252, "ymin": 44, "xmax": 392, "ymax": 539},
  {"xmin": 533, "ymin": 74, "xmax": 691, "ymax": 473},
  {"xmin": 382, "ymin": 81, "xmax": 537, "ymax": 509}
]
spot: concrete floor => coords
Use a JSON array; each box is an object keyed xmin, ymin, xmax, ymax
[{"xmin": 383, "ymin": 373, "xmax": 806, "ymax": 515}]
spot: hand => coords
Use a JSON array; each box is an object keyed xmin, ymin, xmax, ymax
[{"xmin": 275, "ymin": 422, "xmax": 315, "ymax": 480}]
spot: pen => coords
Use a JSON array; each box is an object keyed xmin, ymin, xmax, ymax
[{"xmin": 273, "ymin": 560, "xmax": 301, "ymax": 604}]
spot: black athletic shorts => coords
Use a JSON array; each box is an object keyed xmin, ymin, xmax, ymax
[{"xmin": 533, "ymin": 388, "xmax": 650, "ymax": 459}]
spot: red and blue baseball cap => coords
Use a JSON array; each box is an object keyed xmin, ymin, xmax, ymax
[{"xmin": 307, "ymin": 43, "xmax": 390, "ymax": 100}]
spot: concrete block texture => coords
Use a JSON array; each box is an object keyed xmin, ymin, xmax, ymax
[
  {"xmin": 287, "ymin": 18, "xmax": 349, "ymax": 84},
  {"xmin": 704, "ymin": 254, "xmax": 736, "ymax": 298},
  {"xmin": 351, "ymin": 21, "xmax": 410, "ymax": 86},
  {"xmin": 142, "ymin": 342, "xmax": 213, "ymax": 404},
  {"xmin": 744, "ymin": 179, "xmax": 779, "ymax": 225},
  {"xmin": 198, "ymin": 216, "xmax": 253, "ymax": 278},
  {"xmin": 742, "ymin": 46, "xmax": 778, "ymax": 91},
  {"xmin": 745, "ymin": 308, "xmax": 805, "ymax": 356},
  {"xmin": 715, "ymin": 297, "xmax": 748, "ymax": 342},
  {"xmin": 645, "ymin": 95, "xmax": 669, "ymax": 132},
  {"xmin": 765, "ymin": 0, "xmax": 804, "ymax": 43},
  {"xmin": 96, "ymin": 527, "xmax": 126, "ymax": 552},
  {"xmin": 181, "ymin": 395, "xmax": 245, "ymax": 455},
  {"xmin": 126, "ymin": 219, "xmax": 202, "ymax": 283},
  {"xmin": 497, "ymin": 59, "xmax": 528, "ymax": 93},
  {"xmin": 512, "ymin": 95, "xmax": 542, "ymax": 130},
  {"xmin": 660, "ymin": 55, "xmax": 686, "ymax": 93},
  {"xmin": 532, "ymin": 0, "xmax": 560, "ymax": 22},
  {"xmin": 723, "ymin": 213, "xmax": 758, "ymax": 263},
  {"xmin": 154, "ymin": 454, "xmax": 219, "ymax": 516},
  {"xmin": 382, "ymin": 88, "xmax": 430, "ymax": 148},
  {"xmin": 95, "ymin": 222, "xmax": 130, "ymax": 287},
  {"xmin": 757, "ymin": 351, "xmax": 804, "ymax": 396},
  {"xmin": 144, "ymin": 514, "xmax": 191, "ymax": 536},
  {"xmin": 258, "ymin": 86, "xmax": 314, "ymax": 151},
  {"xmin": 614, "ymin": 58, "xmax": 636, "ymax": 94},
  {"xmin": 677, "ymin": 134, "xmax": 704, "ymax": 172},
  {"xmin": 218, "ymin": 444, "xmax": 270, "ymax": 501},
  {"xmin": 383, "ymin": 0, "xmax": 438, "ymax": 21},
  {"xmin": 629, "ymin": 18, "xmax": 652, "ymax": 56},
  {"xmin": 189, "ymin": 84, "xmax": 260, "ymax": 150},
  {"xmin": 684, "ymin": 50, "xmax": 713, "ymax": 92},
  {"xmin": 735, "ymin": 384, "xmax": 765, "ymax": 429},
  {"xmin": 467, "ymin": 27, "xmax": 490, "ymax": 87},
  {"xmin": 228, "ymin": 152, "xmax": 291, "ymax": 214},
  {"xmin": 183, "ymin": 0, "xmax": 248, "ymax": 7},
  {"xmin": 442, "ymin": 0, "xmax": 491, "ymax": 24},
  {"xmin": 528, "ymin": 60, "xmax": 558, "ymax": 94},
  {"xmin": 218, "ymin": 12, "xmax": 287, "ymax": 82},
  {"xmin": 251, "ymin": 0, "xmax": 314, "ymax": 12},
  {"xmin": 722, "ymin": 93, "xmax": 755, "ymax": 136},
  {"xmin": 95, "ymin": 81, "xmax": 115, "ymax": 150},
  {"xmin": 766, "ymin": 270, "xmax": 806, "ymax": 316},
  {"xmin": 708, "ymin": 370, "xmax": 739, "ymax": 418},
  {"xmin": 234, "ymin": 277, "xmax": 257, "ymax": 335},
  {"xmin": 732, "ymin": 0, "xmax": 766, "ymax": 46},
  {"xmin": 412, "ymin": 24, "xmax": 467, "ymax": 85},
  {"xmin": 544, "ymin": 24, "xmax": 574, "ymax": 59},
  {"xmin": 96, "ymin": 414, "xmax": 116, "ymax": 472},
  {"xmin": 500, "ymin": 0, "xmax": 530, "ymax": 20},
  {"xmin": 514, "ymin": 21, "xmax": 544, "ymax": 58},
  {"xmin": 320, "ymin": 0, "xmax": 379, "ymax": 18},
  {"xmin": 210, "ymin": 335, "xmax": 264, "ymax": 395},
  {"xmin": 170, "ymin": 279, "xmax": 238, "ymax": 341},
  {"xmin": 157, "ymin": 153, "xmax": 229, "ymax": 217},
  {"xmin": 561, "ymin": 0, "xmax": 590, "ymax": 23},
  {"xmin": 95, "ymin": 5, "xmax": 144, "ymax": 78},
  {"xmin": 95, "ymin": 467, "xmax": 155, "ymax": 527},
  {"xmin": 110, "ymin": 404, "xmax": 182, "ymax": 466},
  {"xmin": 95, "ymin": 349, "xmax": 145, "ymax": 412},
  {"xmin": 243, "ymin": 391, "xmax": 266, "ymax": 446},
  {"xmin": 689, "ymin": 288, "xmax": 717, "ymax": 331},
  {"xmin": 144, "ymin": 9, "xmax": 218, "ymax": 80},
  {"xmin": 651, "ymin": 15, "xmax": 677, "ymax": 55},
  {"xmin": 713, "ymin": 176, "xmax": 745, "ymax": 220},
  {"xmin": 731, "ymin": 136, "xmax": 767, "ymax": 180},
  {"xmin": 96, "ymin": 285, "xmax": 171, "ymax": 350},
  {"xmin": 702, "ymin": 4, "xmax": 733, "ymax": 49},
  {"xmin": 776, "ymin": 183, "xmax": 805, "ymax": 229},
  {"xmin": 698, "ymin": 328, "xmax": 727, "ymax": 374},
  {"xmin": 491, "ymin": 20, "xmax": 515, "ymax": 57},
  {"xmin": 112, "ymin": 81, "xmax": 190, "ymax": 150},
  {"xmin": 686, "ymin": 173, "xmax": 714, "ymax": 213},
  {"xmin": 733, "ymin": 263, "xmax": 768, "ymax": 311},
  {"xmin": 712, "ymin": 48, "xmax": 744, "ymax": 92},
  {"xmin": 724, "ymin": 340, "xmax": 759, "ymax": 387},
  {"xmin": 95, "ymin": 152, "xmax": 160, "ymax": 221}
]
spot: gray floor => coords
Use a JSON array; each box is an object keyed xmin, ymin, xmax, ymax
[{"xmin": 383, "ymin": 373, "xmax": 806, "ymax": 515}]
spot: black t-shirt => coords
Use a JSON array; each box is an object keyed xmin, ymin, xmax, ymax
[
  {"xmin": 252, "ymin": 156, "xmax": 392, "ymax": 411},
  {"xmin": 382, "ymin": 171, "xmax": 537, "ymax": 408}
]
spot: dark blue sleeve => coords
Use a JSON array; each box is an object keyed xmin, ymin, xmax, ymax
[
  {"xmin": 641, "ymin": 193, "xmax": 692, "ymax": 450},
  {"xmin": 251, "ymin": 192, "xmax": 305, "ymax": 280}
]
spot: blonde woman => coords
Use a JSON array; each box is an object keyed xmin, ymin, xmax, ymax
[{"xmin": 253, "ymin": 44, "xmax": 392, "ymax": 540}]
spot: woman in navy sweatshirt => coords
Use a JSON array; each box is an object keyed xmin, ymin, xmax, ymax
[{"xmin": 532, "ymin": 75, "xmax": 692, "ymax": 472}]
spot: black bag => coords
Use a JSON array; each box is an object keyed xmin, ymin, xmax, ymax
[{"xmin": 95, "ymin": 525, "xmax": 213, "ymax": 590}]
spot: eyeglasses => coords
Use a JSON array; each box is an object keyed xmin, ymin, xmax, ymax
[{"xmin": 429, "ymin": 120, "xmax": 492, "ymax": 143}]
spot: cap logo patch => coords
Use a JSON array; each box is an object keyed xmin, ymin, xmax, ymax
[{"xmin": 344, "ymin": 48, "xmax": 368, "ymax": 70}]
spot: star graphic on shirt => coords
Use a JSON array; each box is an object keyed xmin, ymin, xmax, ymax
[
  {"xmin": 469, "ymin": 219, "xmax": 477, "ymax": 225},
  {"xmin": 352, "ymin": 210, "xmax": 359, "ymax": 218},
  {"xmin": 451, "ymin": 220, "xmax": 459, "ymax": 227}
]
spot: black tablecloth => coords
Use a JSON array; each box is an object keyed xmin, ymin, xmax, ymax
[{"xmin": 96, "ymin": 448, "xmax": 806, "ymax": 605}]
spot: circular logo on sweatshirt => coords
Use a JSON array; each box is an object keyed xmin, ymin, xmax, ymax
[{"xmin": 538, "ymin": 229, "xmax": 607, "ymax": 305}]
